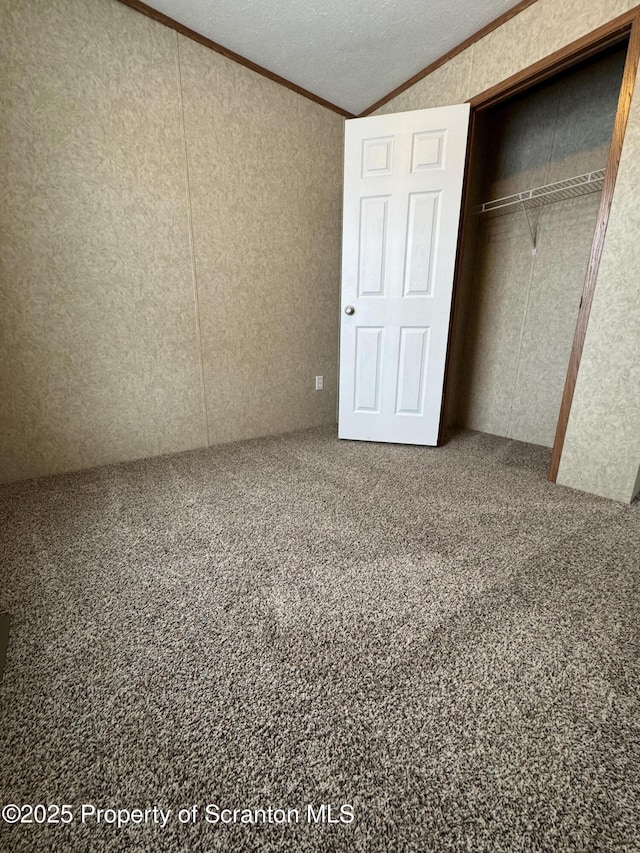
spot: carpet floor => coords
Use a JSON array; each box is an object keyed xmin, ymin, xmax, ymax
[{"xmin": 0, "ymin": 426, "xmax": 638, "ymax": 852}]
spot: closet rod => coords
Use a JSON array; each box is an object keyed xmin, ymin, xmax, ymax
[{"xmin": 477, "ymin": 168, "xmax": 606, "ymax": 217}]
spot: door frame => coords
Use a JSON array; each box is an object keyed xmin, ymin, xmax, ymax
[{"xmin": 440, "ymin": 6, "xmax": 640, "ymax": 482}]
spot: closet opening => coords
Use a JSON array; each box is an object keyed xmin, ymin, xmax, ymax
[{"xmin": 441, "ymin": 13, "xmax": 640, "ymax": 483}]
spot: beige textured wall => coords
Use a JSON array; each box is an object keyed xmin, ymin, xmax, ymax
[
  {"xmin": 376, "ymin": 0, "xmax": 640, "ymax": 502},
  {"xmin": 0, "ymin": 0, "xmax": 344, "ymax": 484},
  {"xmin": 557, "ymin": 88, "xmax": 640, "ymax": 503},
  {"xmin": 0, "ymin": 0, "xmax": 206, "ymax": 483},
  {"xmin": 458, "ymin": 197, "xmax": 602, "ymax": 447},
  {"xmin": 178, "ymin": 37, "xmax": 343, "ymax": 444}
]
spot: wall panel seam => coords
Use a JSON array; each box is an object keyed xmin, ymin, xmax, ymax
[
  {"xmin": 506, "ymin": 241, "xmax": 538, "ymax": 441},
  {"xmin": 176, "ymin": 33, "xmax": 211, "ymax": 446},
  {"xmin": 466, "ymin": 43, "xmax": 476, "ymax": 101}
]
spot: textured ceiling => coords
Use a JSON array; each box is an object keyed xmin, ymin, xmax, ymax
[{"xmin": 137, "ymin": 0, "xmax": 526, "ymax": 115}]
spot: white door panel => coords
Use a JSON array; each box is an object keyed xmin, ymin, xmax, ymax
[{"xmin": 339, "ymin": 104, "xmax": 470, "ymax": 445}]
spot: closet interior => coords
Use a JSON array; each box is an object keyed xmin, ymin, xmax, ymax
[{"xmin": 446, "ymin": 42, "xmax": 628, "ymax": 450}]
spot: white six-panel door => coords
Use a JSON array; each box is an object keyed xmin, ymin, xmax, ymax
[{"xmin": 338, "ymin": 104, "xmax": 470, "ymax": 445}]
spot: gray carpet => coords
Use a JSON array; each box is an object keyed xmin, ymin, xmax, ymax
[{"xmin": 0, "ymin": 426, "xmax": 638, "ymax": 852}]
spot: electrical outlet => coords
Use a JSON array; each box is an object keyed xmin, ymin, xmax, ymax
[{"xmin": 315, "ymin": 375, "xmax": 324, "ymax": 391}]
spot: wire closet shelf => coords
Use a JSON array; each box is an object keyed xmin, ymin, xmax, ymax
[{"xmin": 476, "ymin": 168, "xmax": 606, "ymax": 217}]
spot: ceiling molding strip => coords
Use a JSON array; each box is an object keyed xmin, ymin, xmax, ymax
[
  {"xmin": 116, "ymin": 0, "xmax": 355, "ymax": 118},
  {"xmin": 358, "ymin": 0, "xmax": 540, "ymax": 117}
]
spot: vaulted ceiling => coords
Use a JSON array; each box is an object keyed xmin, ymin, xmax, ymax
[{"xmin": 131, "ymin": 0, "xmax": 527, "ymax": 115}]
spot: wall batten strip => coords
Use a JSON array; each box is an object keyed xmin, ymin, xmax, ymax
[{"xmin": 176, "ymin": 34, "xmax": 211, "ymax": 447}]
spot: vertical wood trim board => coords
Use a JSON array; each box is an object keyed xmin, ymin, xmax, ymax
[
  {"xmin": 437, "ymin": 110, "xmax": 482, "ymax": 444},
  {"xmin": 548, "ymin": 13, "xmax": 640, "ymax": 481}
]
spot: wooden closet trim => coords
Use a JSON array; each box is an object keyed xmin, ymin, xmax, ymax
[
  {"xmin": 546, "ymin": 12, "xmax": 640, "ymax": 481},
  {"xmin": 467, "ymin": 12, "xmax": 640, "ymax": 110},
  {"xmin": 115, "ymin": 0, "xmax": 355, "ymax": 118},
  {"xmin": 441, "ymin": 7, "xmax": 640, "ymax": 481}
]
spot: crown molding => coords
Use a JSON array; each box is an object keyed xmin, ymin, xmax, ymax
[
  {"xmin": 116, "ymin": 0, "xmax": 355, "ymax": 118},
  {"xmin": 358, "ymin": 0, "xmax": 540, "ymax": 116}
]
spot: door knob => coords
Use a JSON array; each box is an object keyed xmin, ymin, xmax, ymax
[{"xmin": 344, "ymin": 305, "xmax": 355, "ymax": 315}]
